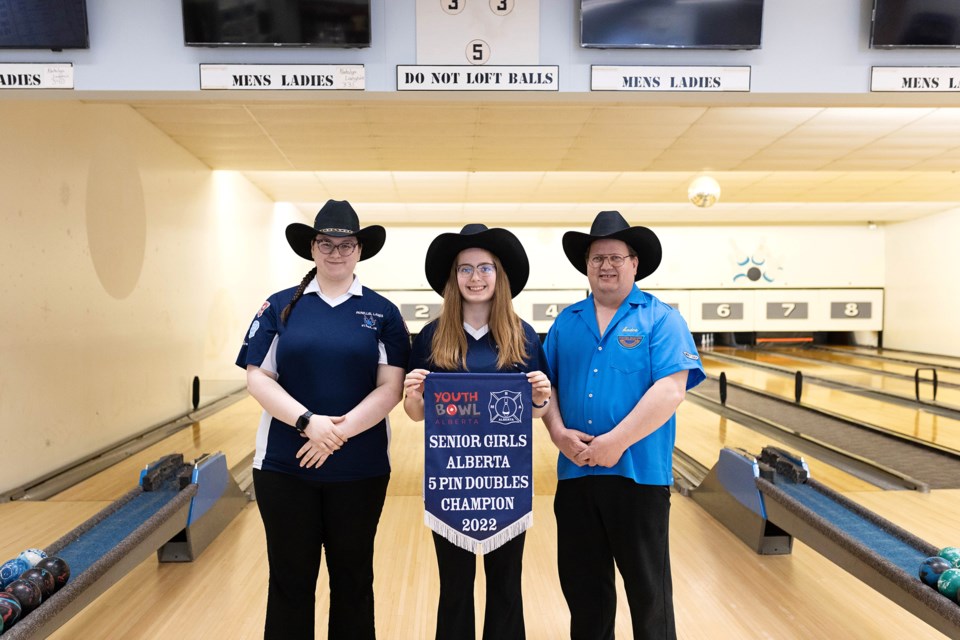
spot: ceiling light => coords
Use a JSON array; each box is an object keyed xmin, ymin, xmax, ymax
[{"xmin": 688, "ymin": 176, "xmax": 721, "ymax": 208}]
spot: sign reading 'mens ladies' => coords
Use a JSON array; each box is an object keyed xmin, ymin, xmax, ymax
[
  {"xmin": 592, "ymin": 65, "xmax": 750, "ymax": 92},
  {"xmin": 871, "ymin": 67, "xmax": 960, "ymax": 92},
  {"xmin": 0, "ymin": 64, "xmax": 73, "ymax": 89},
  {"xmin": 199, "ymin": 64, "xmax": 364, "ymax": 90}
]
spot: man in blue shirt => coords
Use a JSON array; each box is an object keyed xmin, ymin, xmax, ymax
[{"xmin": 542, "ymin": 210, "xmax": 705, "ymax": 640}]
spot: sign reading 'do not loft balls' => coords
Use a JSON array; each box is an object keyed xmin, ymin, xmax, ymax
[
  {"xmin": 199, "ymin": 64, "xmax": 364, "ymax": 90},
  {"xmin": 591, "ymin": 66, "xmax": 751, "ymax": 92},
  {"xmin": 398, "ymin": 65, "xmax": 558, "ymax": 91},
  {"xmin": 0, "ymin": 63, "xmax": 74, "ymax": 89},
  {"xmin": 871, "ymin": 67, "xmax": 960, "ymax": 92}
]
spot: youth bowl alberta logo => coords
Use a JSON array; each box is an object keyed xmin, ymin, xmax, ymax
[{"xmin": 488, "ymin": 390, "xmax": 522, "ymax": 425}]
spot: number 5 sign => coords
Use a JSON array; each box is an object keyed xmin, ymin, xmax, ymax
[{"xmin": 417, "ymin": 0, "xmax": 540, "ymax": 65}]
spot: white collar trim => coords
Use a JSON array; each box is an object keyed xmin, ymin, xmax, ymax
[
  {"xmin": 305, "ymin": 275, "xmax": 363, "ymax": 307},
  {"xmin": 463, "ymin": 323, "xmax": 489, "ymax": 340}
]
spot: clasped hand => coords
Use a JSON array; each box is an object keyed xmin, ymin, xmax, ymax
[
  {"xmin": 572, "ymin": 432, "xmax": 625, "ymax": 468},
  {"xmin": 296, "ymin": 414, "xmax": 347, "ymax": 468}
]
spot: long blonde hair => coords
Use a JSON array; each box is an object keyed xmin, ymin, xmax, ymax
[{"xmin": 429, "ymin": 254, "xmax": 529, "ymax": 370}]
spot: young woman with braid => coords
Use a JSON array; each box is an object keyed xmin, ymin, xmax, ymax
[
  {"xmin": 236, "ymin": 200, "xmax": 410, "ymax": 640},
  {"xmin": 403, "ymin": 224, "xmax": 552, "ymax": 640}
]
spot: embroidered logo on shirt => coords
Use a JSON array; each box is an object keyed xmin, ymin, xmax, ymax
[
  {"xmin": 683, "ymin": 351, "xmax": 700, "ymax": 360},
  {"xmin": 618, "ymin": 335, "xmax": 644, "ymax": 349},
  {"xmin": 248, "ymin": 320, "xmax": 260, "ymax": 339},
  {"xmin": 257, "ymin": 301, "xmax": 270, "ymax": 318},
  {"xmin": 489, "ymin": 390, "xmax": 523, "ymax": 425},
  {"xmin": 357, "ymin": 311, "xmax": 381, "ymax": 330}
]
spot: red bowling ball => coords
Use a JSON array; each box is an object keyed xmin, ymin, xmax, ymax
[
  {"xmin": 34, "ymin": 556, "xmax": 70, "ymax": 592},
  {"xmin": 4, "ymin": 578, "xmax": 41, "ymax": 614},
  {"xmin": 20, "ymin": 567, "xmax": 55, "ymax": 599}
]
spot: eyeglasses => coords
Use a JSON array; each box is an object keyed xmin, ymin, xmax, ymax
[
  {"xmin": 314, "ymin": 238, "xmax": 358, "ymax": 257},
  {"xmin": 456, "ymin": 263, "xmax": 496, "ymax": 278},
  {"xmin": 588, "ymin": 254, "xmax": 635, "ymax": 268}
]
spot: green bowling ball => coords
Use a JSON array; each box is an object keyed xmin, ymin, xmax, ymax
[
  {"xmin": 938, "ymin": 568, "xmax": 960, "ymax": 602},
  {"xmin": 939, "ymin": 546, "xmax": 960, "ymax": 567}
]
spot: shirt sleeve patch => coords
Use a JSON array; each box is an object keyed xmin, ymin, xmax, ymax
[
  {"xmin": 256, "ymin": 301, "xmax": 270, "ymax": 317},
  {"xmin": 683, "ymin": 351, "xmax": 700, "ymax": 360},
  {"xmin": 248, "ymin": 320, "xmax": 261, "ymax": 339}
]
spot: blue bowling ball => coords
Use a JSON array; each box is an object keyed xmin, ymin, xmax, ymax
[
  {"xmin": 17, "ymin": 548, "xmax": 47, "ymax": 569},
  {"xmin": 0, "ymin": 559, "xmax": 29, "ymax": 590},
  {"xmin": 920, "ymin": 555, "xmax": 953, "ymax": 588}
]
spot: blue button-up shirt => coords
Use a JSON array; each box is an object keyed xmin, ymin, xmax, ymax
[{"xmin": 543, "ymin": 286, "xmax": 705, "ymax": 485}]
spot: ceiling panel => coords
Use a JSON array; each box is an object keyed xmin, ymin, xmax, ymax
[{"xmin": 118, "ymin": 97, "xmax": 960, "ymax": 226}]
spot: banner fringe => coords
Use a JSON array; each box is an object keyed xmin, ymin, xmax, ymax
[{"xmin": 425, "ymin": 511, "xmax": 533, "ymax": 555}]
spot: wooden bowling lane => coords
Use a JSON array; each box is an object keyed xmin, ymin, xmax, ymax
[
  {"xmin": 42, "ymin": 495, "xmax": 956, "ymax": 639},
  {"xmin": 675, "ymin": 402, "xmax": 877, "ymax": 493},
  {"xmin": 716, "ymin": 347, "xmax": 960, "ymax": 409},
  {"xmin": 830, "ymin": 345, "xmax": 960, "ymax": 371},
  {"xmin": 772, "ymin": 346, "xmax": 960, "ymax": 387},
  {"xmin": 701, "ymin": 355, "xmax": 960, "ymax": 453},
  {"xmin": 5, "ymin": 399, "xmax": 953, "ymax": 639},
  {"xmin": 49, "ymin": 396, "xmax": 261, "ymax": 502}
]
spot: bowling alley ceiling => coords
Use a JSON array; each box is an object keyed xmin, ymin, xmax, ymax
[{"xmin": 124, "ymin": 95, "xmax": 960, "ymax": 226}]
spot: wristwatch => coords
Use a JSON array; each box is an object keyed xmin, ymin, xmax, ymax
[{"xmin": 295, "ymin": 411, "xmax": 313, "ymax": 433}]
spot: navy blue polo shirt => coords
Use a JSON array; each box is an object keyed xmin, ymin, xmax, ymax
[
  {"xmin": 236, "ymin": 277, "xmax": 410, "ymax": 481},
  {"xmin": 408, "ymin": 319, "xmax": 547, "ymax": 376},
  {"xmin": 543, "ymin": 287, "xmax": 704, "ymax": 486}
]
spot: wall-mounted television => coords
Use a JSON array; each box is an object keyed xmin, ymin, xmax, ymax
[
  {"xmin": 580, "ymin": 0, "xmax": 764, "ymax": 50},
  {"xmin": 871, "ymin": 0, "xmax": 960, "ymax": 48},
  {"xmin": 182, "ymin": 0, "xmax": 371, "ymax": 48},
  {"xmin": 0, "ymin": 0, "xmax": 89, "ymax": 50}
]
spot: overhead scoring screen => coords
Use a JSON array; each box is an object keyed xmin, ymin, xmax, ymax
[
  {"xmin": 871, "ymin": 0, "xmax": 960, "ymax": 48},
  {"xmin": 0, "ymin": 0, "xmax": 89, "ymax": 49},
  {"xmin": 580, "ymin": 0, "xmax": 764, "ymax": 50},
  {"xmin": 182, "ymin": 0, "xmax": 371, "ymax": 48}
]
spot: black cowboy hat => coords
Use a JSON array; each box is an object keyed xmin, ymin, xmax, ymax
[
  {"xmin": 425, "ymin": 224, "xmax": 529, "ymax": 298},
  {"xmin": 285, "ymin": 199, "xmax": 386, "ymax": 261},
  {"xmin": 562, "ymin": 210, "xmax": 662, "ymax": 281}
]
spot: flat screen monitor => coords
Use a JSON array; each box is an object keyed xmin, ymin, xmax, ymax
[
  {"xmin": 871, "ymin": 0, "xmax": 960, "ymax": 47},
  {"xmin": 580, "ymin": 0, "xmax": 764, "ymax": 49},
  {"xmin": 182, "ymin": 0, "xmax": 371, "ymax": 48},
  {"xmin": 0, "ymin": 0, "xmax": 89, "ymax": 50}
]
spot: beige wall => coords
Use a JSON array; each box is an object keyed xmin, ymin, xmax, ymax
[
  {"xmin": 0, "ymin": 101, "xmax": 300, "ymax": 495},
  {"xmin": 884, "ymin": 208, "xmax": 960, "ymax": 357}
]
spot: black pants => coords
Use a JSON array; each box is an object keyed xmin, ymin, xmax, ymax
[
  {"xmin": 433, "ymin": 531, "xmax": 526, "ymax": 640},
  {"xmin": 253, "ymin": 469, "xmax": 389, "ymax": 640},
  {"xmin": 554, "ymin": 476, "xmax": 675, "ymax": 640}
]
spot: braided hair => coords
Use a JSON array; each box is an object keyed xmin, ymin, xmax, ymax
[{"xmin": 280, "ymin": 267, "xmax": 317, "ymax": 324}]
